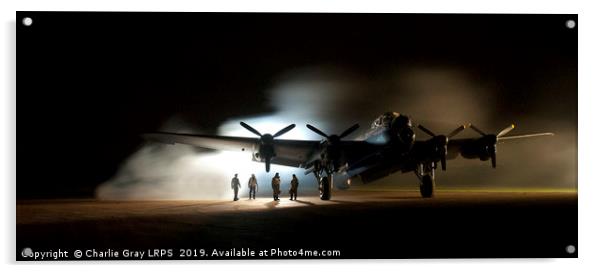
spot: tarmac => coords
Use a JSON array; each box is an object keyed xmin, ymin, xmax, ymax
[{"xmin": 16, "ymin": 190, "xmax": 577, "ymax": 259}]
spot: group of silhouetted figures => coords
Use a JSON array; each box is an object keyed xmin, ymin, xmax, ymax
[{"xmin": 230, "ymin": 173, "xmax": 299, "ymax": 201}]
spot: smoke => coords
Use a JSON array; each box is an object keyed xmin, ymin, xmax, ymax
[
  {"xmin": 95, "ymin": 67, "xmax": 358, "ymax": 200},
  {"xmin": 96, "ymin": 144, "xmax": 229, "ymax": 199},
  {"xmin": 392, "ymin": 68, "xmax": 495, "ymax": 127},
  {"xmin": 96, "ymin": 65, "xmax": 576, "ymax": 200}
]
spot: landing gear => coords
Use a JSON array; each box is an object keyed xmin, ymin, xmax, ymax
[
  {"xmin": 312, "ymin": 162, "xmax": 334, "ymax": 200},
  {"xmin": 416, "ymin": 162, "xmax": 436, "ymax": 198},
  {"xmin": 420, "ymin": 175, "xmax": 434, "ymax": 198},
  {"xmin": 319, "ymin": 175, "xmax": 333, "ymax": 200}
]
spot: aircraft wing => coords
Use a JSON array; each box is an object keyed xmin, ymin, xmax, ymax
[
  {"xmin": 143, "ymin": 132, "xmax": 384, "ymax": 170},
  {"xmin": 143, "ymin": 132, "xmax": 321, "ymax": 168}
]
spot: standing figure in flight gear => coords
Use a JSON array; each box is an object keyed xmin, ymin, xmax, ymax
[
  {"xmin": 231, "ymin": 174, "xmax": 241, "ymax": 201},
  {"xmin": 248, "ymin": 174, "xmax": 258, "ymax": 200},
  {"xmin": 289, "ymin": 174, "xmax": 299, "ymax": 200},
  {"xmin": 271, "ymin": 173, "xmax": 281, "ymax": 201}
]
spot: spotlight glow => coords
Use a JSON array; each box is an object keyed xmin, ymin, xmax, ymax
[{"xmin": 218, "ymin": 115, "xmax": 321, "ymax": 141}]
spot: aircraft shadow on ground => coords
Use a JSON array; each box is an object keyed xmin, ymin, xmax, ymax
[
  {"xmin": 377, "ymin": 196, "xmax": 424, "ymax": 200},
  {"xmin": 292, "ymin": 200, "xmax": 315, "ymax": 206},
  {"xmin": 326, "ymin": 199, "xmax": 357, "ymax": 204}
]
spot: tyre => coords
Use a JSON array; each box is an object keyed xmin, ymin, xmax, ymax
[
  {"xmin": 420, "ymin": 175, "xmax": 435, "ymax": 198},
  {"xmin": 319, "ymin": 176, "xmax": 332, "ymax": 200}
]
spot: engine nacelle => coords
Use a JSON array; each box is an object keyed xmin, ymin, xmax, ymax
[
  {"xmin": 249, "ymin": 141, "xmax": 274, "ymax": 163},
  {"xmin": 252, "ymin": 151, "xmax": 261, "ymax": 161},
  {"xmin": 460, "ymin": 141, "xmax": 490, "ymax": 160}
]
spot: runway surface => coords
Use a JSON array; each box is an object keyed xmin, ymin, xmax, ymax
[{"xmin": 17, "ymin": 190, "xmax": 577, "ymax": 259}]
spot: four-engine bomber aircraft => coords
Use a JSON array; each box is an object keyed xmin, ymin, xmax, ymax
[{"xmin": 144, "ymin": 112, "xmax": 553, "ymax": 200}]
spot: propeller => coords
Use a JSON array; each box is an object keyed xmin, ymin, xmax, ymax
[
  {"xmin": 468, "ymin": 124, "xmax": 515, "ymax": 168},
  {"xmin": 240, "ymin": 122, "xmax": 296, "ymax": 172},
  {"xmin": 416, "ymin": 124, "xmax": 467, "ymax": 171},
  {"xmin": 306, "ymin": 124, "xmax": 360, "ymax": 143},
  {"xmin": 306, "ymin": 123, "xmax": 360, "ymax": 173}
]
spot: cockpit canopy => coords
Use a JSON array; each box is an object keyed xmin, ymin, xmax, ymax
[{"xmin": 371, "ymin": 112, "xmax": 411, "ymax": 129}]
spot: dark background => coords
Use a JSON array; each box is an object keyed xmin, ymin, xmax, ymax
[{"xmin": 17, "ymin": 12, "xmax": 577, "ymax": 198}]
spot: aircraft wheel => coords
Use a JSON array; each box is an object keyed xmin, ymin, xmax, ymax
[
  {"xmin": 420, "ymin": 175, "xmax": 435, "ymax": 198},
  {"xmin": 319, "ymin": 176, "xmax": 332, "ymax": 200}
]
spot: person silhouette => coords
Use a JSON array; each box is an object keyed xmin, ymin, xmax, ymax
[
  {"xmin": 231, "ymin": 174, "xmax": 241, "ymax": 201},
  {"xmin": 289, "ymin": 174, "xmax": 299, "ymax": 200},
  {"xmin": 248, "ymin": 174, "xmax": 258, "ymax": 199},
  {"xmin": 271, "ymin": 173, "xmax": 281, "ymax": 201}
]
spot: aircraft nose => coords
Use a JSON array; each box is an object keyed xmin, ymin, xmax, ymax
[{"xmin": 398, "ymin": 126, "xmax": 416, "ymax": 144}]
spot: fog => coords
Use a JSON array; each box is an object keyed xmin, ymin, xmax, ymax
[{"xmin": 96, "ymin": 65, "xmax": 576, "ymax": 200}]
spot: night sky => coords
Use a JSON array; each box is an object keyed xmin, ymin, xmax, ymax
[{"xmin": 18, "ymin": 12, "xmax": 577, "ymax": 198}]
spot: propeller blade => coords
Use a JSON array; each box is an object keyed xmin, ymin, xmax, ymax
[
  {"xmin": 306, "ymin": 124, "xmax": 329, "ymax": 138},
  {"xmin": 447, "ymin": 125, "xmax": 467, "ymax": 138},
  {"xmin": 240, "ymin": 122, "xmax": 262, "ymax": 137},
  {"xmin": 491, "ymin": 152, "xmax": 496, "ymax": 168},
  {"xmin": 497, "ymin": 124, "xmax": 516, "ymax": 138},
  {"xmin": 441, "ymin": 156, "xmax": 447, "ymax": 171},
  {"xmin": 265, "ymin": 157, "xmax": 271, "ymax": 172},
  {"xmin": 417, "ymin": 124, "xmax": 436, "ymax": 137},
  {"xmin": 469, "ymin": 124, "xmax": 487, "ymax": 136},
  {"xmin": 497, "ymin": 132, "xmax": 554, "ymax": 141},
  {"xmin": 273, "ymin": 124, "xmax": 296, "ymax": 138},
  {"xmin": 339, "ymin": 124, "xmax": 360, "ymax": 139}
]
